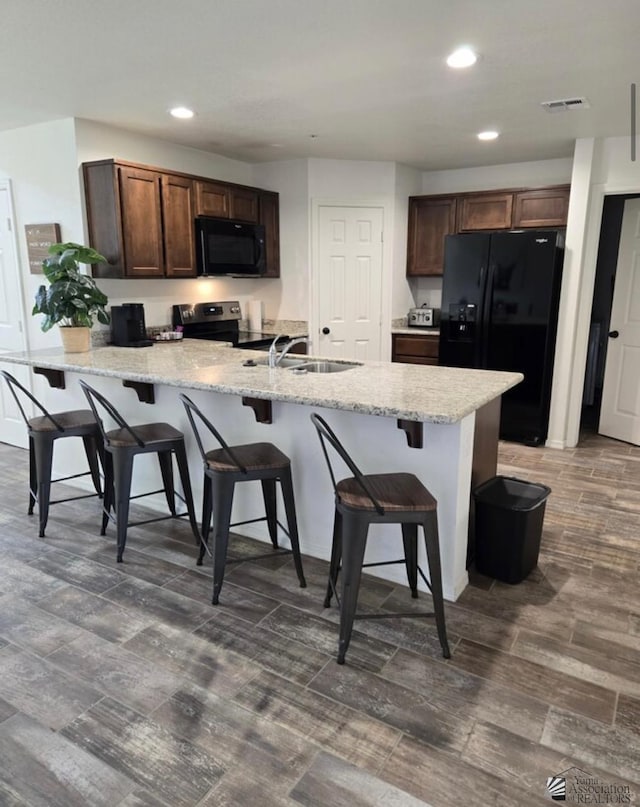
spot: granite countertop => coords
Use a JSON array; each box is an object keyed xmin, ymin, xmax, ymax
[
  {"xmin": 2, "ymin": 340, "xmax": 522, "ymax": 424},
  {"xmin": 392, "ymin": 327, "xmax": 440, "ymax": 336}
]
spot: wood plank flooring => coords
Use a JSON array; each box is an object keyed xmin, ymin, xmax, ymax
[{"xmin": 0, "ymin": 431, "xmax": 638, "ymax": 805}]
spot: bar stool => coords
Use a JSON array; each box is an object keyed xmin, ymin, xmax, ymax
[
  {"xmin": 0, "ymin": 370, "xmax": 103, "ymax": 537},
  {"xmin": 179, "ymin": 393, "xmax": 306, "ymax": 605},
  {"xmin": 310, "ymin": 412, "xmax": 450, "ymax": 665},
  {"xmin": 79, "ymin": 380, "xmax": 200, "ymax": 562}
]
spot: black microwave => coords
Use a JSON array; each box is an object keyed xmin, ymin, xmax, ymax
[{"xmin": 195, "ymin": 217, "xmax": 266, "ymax": 277}]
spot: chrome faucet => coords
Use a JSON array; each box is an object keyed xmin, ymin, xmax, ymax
[{"xmin": 268, "ymin": 334, "xmax": 309, "ymax": 367}]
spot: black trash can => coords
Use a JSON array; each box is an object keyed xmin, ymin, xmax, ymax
[{"xmin": 472, "ymin": 475, "xmax": 551, "ymax": 584}]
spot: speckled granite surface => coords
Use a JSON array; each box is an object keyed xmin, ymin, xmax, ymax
[
  {"xmin": 2, "ymin": 340, "xmax": 521, "ymax": 424},
  {"xmin": 392, "ymin": 327, "xmax": 440, "ymax": 336}
]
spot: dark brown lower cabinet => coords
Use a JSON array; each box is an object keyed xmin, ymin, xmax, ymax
[{"xmin": 391, "ymin": 333, "xmax": 439, "ymax": 365}]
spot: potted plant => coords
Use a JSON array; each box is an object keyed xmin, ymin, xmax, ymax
[{"xmin": 32, "ymin": 242, "xmax": 110, "ymax": 353}]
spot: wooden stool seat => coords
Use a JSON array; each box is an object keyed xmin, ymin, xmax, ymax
[
  {"xmin": 336, "ymin": 473, "xmax": 437, "ymax": 512},
  {"xmin": 311, "ymin": 412, "xmax": 450, "ymax": 665},
  {"xmin": 105, "ymin": 422, "xmax": 184, "ymax": 448},
  {"xmin": 205, "ymin": 442, "xmax": 290, "ymax": 472},
  {"xmin": 29, "ymin": 409, "xmax": 99, "ymax": 433}
]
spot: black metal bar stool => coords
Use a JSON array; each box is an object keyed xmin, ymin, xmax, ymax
[
  {"xmin": 180, "ymin": 393, "xmax": 306, "ymax": 604},
  {"xmin": 79, "ymin": 380, "xmax": 200, "ymax": 562},
  {"xmin": 310, "ymin": 412, "xmax": 450, "ymax": 665},
  {"xmin": 1, "ymin": 370, "xmax": 103, "ymax": 537}
]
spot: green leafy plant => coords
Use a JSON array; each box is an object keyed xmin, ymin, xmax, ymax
[{"xmin": 32, "ymin": 242, "xmax": 110, "ymax": 332}]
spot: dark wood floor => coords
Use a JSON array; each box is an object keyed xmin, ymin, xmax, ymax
[{"xmin": 0, "ymin": 431, "xmax": 638, "ymax": 806}]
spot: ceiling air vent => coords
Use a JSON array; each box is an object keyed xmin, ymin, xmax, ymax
[{"xmin": 541, "ymin": 97, "xmax": 591, "ymax": 113}]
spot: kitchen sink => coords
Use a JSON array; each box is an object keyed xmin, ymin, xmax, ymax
[
  {"xmin": 245, "ymin": 356, "xmax": 361, "ymax": 372},
  {"xmin": 289, "ymin": 360, "xmax": 361, "ymax": 373},
  {"xmin": 250, "ymin": 356, "xmax": 307, "ymax": 368}
]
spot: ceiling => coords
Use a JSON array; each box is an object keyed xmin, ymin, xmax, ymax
[{"xmin": 2, "ymin": 0, "xmax": 638, "ymax": 170}]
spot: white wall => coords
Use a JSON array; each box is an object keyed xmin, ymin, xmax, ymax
[
  {"xmin": 392, "ymin": 163, "xmax": 423, "ymax": 318},
  {"xmin": 559, "ymin": 135, "xmax": 640, "ymax": 447},
  {"xmin": 0, "ymin": 119, "xmax": 84, "ymax": 351},
  {"xmin": 421, "ymin": 157, "xmax": 573, "ymax": 194},
  {"xmin": 251, "ymin": 159, "xmax": 309, "ymax": 321},
  {"xmin": 75, "ymin": 118, "xmax": 253, "ymax": 184}
]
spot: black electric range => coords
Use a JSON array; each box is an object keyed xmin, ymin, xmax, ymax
[{"xmin": 172, "ymin": 301, "xmax": 287, "ymax": 350}]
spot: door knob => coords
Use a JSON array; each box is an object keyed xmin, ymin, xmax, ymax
[
  {"xmin": 322, "ymin": 326, "xmax": 330, "ymax": 335},
  {"xmin": 608, "ymin": 330, "xmax": 619, "ymax": 339}
]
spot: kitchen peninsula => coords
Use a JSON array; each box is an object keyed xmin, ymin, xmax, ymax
[{"xmin": 2, "ymin": 340, "xmax": 521, "ymax": 600}]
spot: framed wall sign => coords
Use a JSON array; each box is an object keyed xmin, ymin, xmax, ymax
[{"xmin": 24, "ymin": 223, "xmax": 61, "ymax": 274}]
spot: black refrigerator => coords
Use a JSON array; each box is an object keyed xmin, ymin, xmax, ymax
[{"xmin": 439, "ymin": 230, "xmax": 564, "ymax": 446}]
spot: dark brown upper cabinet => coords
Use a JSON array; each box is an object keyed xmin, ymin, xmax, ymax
[
  {"xmin": 513, "ymin": 187, "xmax": 570, "ymax": 228},
  {"xmin": 406, "ymin": 184, "xmax": 570, "ymax": 276},
  {"xmin": 259, "ymin": 190, "xmax": 280, "ymax": 278},
  {"xmin": 161, "ymin": 174, "xmax": 196, "ymax": 278},
  {"xmin": 83, "ymin": 159, "xmax": 279, "ymax": 279},
  {"xmin": 407, "ymin": 196, "xmax": 456, "ymax": 276},
  {"xmin": 458, "ymin": 192, "xmax": 513, "ymax": 231},
  {"xmin": 84, "ymin": 160, "xmax": 197, "ymax": 279},
  {"xmin": 195, "ymin": 180, "xmax": 259, "ymax": 222}
]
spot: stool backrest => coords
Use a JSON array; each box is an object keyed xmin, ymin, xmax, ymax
[
  {"xmin": 0, "ymin": 370, "xmax": 65, "ymax": 431},
  {"xmin": 310, "ymin": 413, "xmax": 384, "ymax": 515},
  {"xmin": 179, "ymin": 393, "xmax": 248, "ymax": 474},
  {"xmin": 79, "ymin": 379, "xmax": 145, "ymax": 447}
]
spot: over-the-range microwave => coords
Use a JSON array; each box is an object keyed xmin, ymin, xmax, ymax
[{"xmin": 195, "ymin": 216, "xmax": 266, "ymax": 277}]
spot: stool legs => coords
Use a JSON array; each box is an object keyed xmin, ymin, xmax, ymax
[
  {"xmin": 423, "ymin": 514, "xmax": 451, "ymax": 659},
  {"xmin": 32, "ymin": 434, "xmax": 55, "ymax": 538},
  {"xmin": 210, "ymin": 475, "xmax": 235, "ymax": 605},
  {"xmin": 173, "ymin": 442, "xmax": 201, "ymax": 548},
  {"xmin": 82, "ymin": 435, "xmax": 103, "ymax": 496},
  {"xmin": 279, "ymin": 467, "xmax": 307, "ymax": 589},
  {"xmin": 261, "ymin": 479, "xmax": 279, "ymax": 549},
  {"xmin": 157, "ymin": 451, "xmax": 177, "ymax": 516},
  {"xmin": 28, "ymin": 436, "xmax": 37, "ymax": 515},
  {"xmin": 101, "ymin": 453, "xmax": 114, "ymax": 535},
  {"xmin": 199, "ymin": 471, "xmax": 212, "ymax": 565},
  {"xmin": 112, "ymin": 452, "xmax": 134, "ymax": 562},
  {"xmin": 337, "ymin": 512, "xmax": 368, "ymax": 664},
  {"xmin": 201, "ymin": 467, "xmax": 306, "ymax": 601},
  {"xmin": 324, "ymin": 510, "xmax": 342, "ymax": 608},
  {"xmin": 104, "ymin": 442, "xmax": 199, "ymax": 563},
  {"xmin": 327, "ymin": 510, "xmax": 450, "ymax": 664},
  {"xmin": 401, "ymin": 523, "xmax": 419, "ymax": 599}
]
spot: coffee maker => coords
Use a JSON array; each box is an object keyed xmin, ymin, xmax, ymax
[{"xmin": 110, "ymin": 303, "xmax": 153, "ymax": 347}]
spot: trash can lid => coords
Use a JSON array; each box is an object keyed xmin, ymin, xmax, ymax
[{"xmin": 472, "ymin": 475, "xmax": 551, "ymax": 511}]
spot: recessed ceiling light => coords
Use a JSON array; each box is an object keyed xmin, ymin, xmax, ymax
[
  {"xmin": 477, "ymin": 130, "xmax": 499, "ymax": 141},
  {"xmin": 446, "ymin": 47, "xmax": 477, "ymax": 69},
  {"xmin": 169, "ymin": 106, "xmax": 194, "ymax": 119}
]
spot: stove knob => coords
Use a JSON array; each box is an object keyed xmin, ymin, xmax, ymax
[{"xmin": 230, "ymin": 306, "xmax": 240, "ymax": 314}]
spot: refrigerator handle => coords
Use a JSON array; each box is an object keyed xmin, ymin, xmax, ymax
[{"xmin": 480, "ymin": 261, "xmax": 495, "ymax": 368}]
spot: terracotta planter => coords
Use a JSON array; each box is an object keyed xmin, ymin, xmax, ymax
[{"xmin": 60, "ymin": 326, "xmax": 91, "ymax": 353}]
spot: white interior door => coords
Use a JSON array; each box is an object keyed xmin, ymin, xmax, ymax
[
  {"xmin": 0, "ymin": 181, "xmax": 30, "ymax": 448},
  {"xmin": 316, "ymin": 205, "xmax": 383, "ymax": 360},
  {"xmin": 599, "ymin": 197, "xmax": 640, "ymax": 445}
]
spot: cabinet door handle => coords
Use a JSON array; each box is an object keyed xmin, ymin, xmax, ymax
[
  {"xmin": 608, "ymin": 330, "xmax": 619, "ymax": 339},
  {"xmin": 322, "ymin": 326, "xmax": 330, "ymax": 335}
]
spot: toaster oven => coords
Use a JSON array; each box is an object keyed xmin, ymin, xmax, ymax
[{"xmin": 408, "ymin": 306, "xmax": 440, "ymax": 328}]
